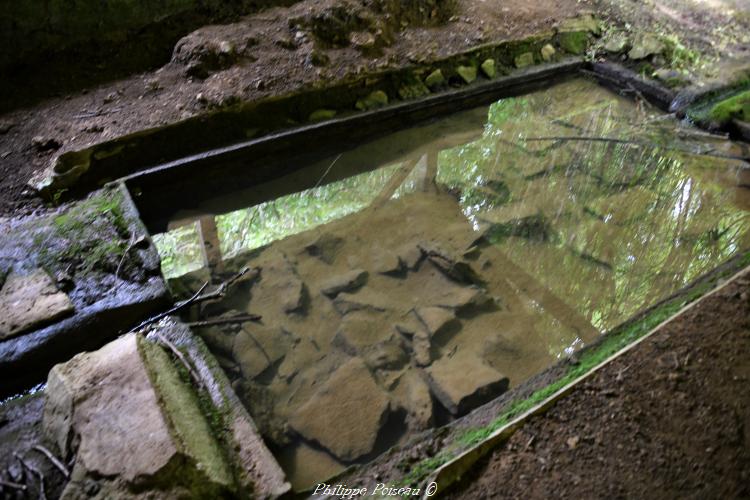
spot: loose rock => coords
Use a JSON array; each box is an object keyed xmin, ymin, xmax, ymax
[
  {"xmin": 628, "ymin": 33, "xmax": 665, "ymax": 60},
  {"xmin": 603, "ymin": 32, "xmax": 629, "ymax": 53},
  {"xmin": 480, "ymin": 59, "xmax": 496, "ymax": 78},
  {"xmin": 0, "ymin": 269, "xmax": 74, "ymax": 340},
  {"xmin": 309, "ymin": 109, "xmax": 337, "ymax": 122},
  {"xmin": 44, "ymin": 334, "xmax": 233, "ymax": 497},
  {"xmin": 355, "ymin": 91, "xmax": 389, "ymax": 111},
  {"xmin": 541, "ymin": 44, "xmax": 557, "ymax": 61},
  {"xmin": 424, "ymin": 69, "xmax": 446, "ymax": 89},
  {"xmin": 457, "ymin": 65, "xmax": 477, "ymax": 84},
  {"xmin": 514, "ymin": 52, "xmax": 535, "ymax": 68}
]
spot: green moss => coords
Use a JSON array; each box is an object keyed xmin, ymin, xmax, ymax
[
  {"xmin": 138, "ymin": 336, "xmax": 235, "ymax": 495},
  {"xmin": 558, "ymin": 31, "xmax": 589, "ymax": 55},
  {"xmin": 661, "ymin": 35, "xmax": 700, "ymax": 72},
  {"xmin": 36, "ymin": 189, "xmax": 133, "ymax": 276},
  {"xmin": 709, "ymin": 90, "xmax": 750, "ymax": 125}
]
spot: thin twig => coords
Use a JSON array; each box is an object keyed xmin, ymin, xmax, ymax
[
  {"xmin": 0, "ymin": 479, "xmax": 26, "ymax": 491},
  {"xmin": 186, "ymin": 314, "xmax": 262, "ymax": 328},
  {"xmin": 31, "ymin": 445, "xmax": 70, "ymax": 479},
  {"xmin": 312, "ymin": 153, "xmax": 343, "ymax": 190},
  {"xmin": 14, "ymin": 452, "xmax": 46, "ymax": 500},
  {"xmin": 127, "ymin": 281, "xmax": 209, "ymax": 333},
  {"xmin": 154, "ymin": 331, "xmax": 204, "ymax": 390},
  {"xmin": 115, "ymin": 234, "xmax": 137, "ymax": 280}
]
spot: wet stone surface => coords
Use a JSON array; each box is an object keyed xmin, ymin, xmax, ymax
[{"xmin": 162, "ymin": 78, "xmax": 750, "ymax": 489}]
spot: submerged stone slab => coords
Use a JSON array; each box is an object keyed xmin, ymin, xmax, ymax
[
  {"xmin": 253, "ymin": 253, "xmax": 306, "ymax": 314},
  {"xmin": 414, "ymin": 306, "xmax": 455, "ymax": 336},
  {"xmin": 320, "ymin": 269, "xmax": 368, "ymax": 297},
  {"xmin": 44, "ymin": 333, "xmax": 233, "ymax": 497},
  {"xmin": 0, "ymin": 269, "xmax": 74, "ymax": 340},
  {"xmin": 333, "ymin": 314, "xmax": 393, "ymax": 355},
  {"xmin": 426, "ymin": 352, "xmax": 509, "ymax": 415},
  {"xmin": 289, "ymin": 358, "xmax": 390, "ymax": 462},
  {"xmin": 333, "ymin": 290, "xmax": 389, "ymax": 315},
  {"xmin": 304, "ymin": 232, "xmax": 344, "ymax": 264},
  {"xmin": 393, "ymin": 370, "xmax": 434, "ymax": 430},
  {"xmin": 233, "ymin": 326, "xmax": 291, "ymax": 378}
]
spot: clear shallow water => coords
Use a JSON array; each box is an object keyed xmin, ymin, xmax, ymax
[{"xmin": 155, "ymin": 78, "xmax": 750, "ymax": 489}]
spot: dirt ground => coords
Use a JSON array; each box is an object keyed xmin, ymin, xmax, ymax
[
  {"xmin": 0, "ymin": 0, "xmax": 593, "ymax": 218},
  {"xmin": 446, "ymin": 269, "xmax": 750, "ymax": 499},
  {"xmin": 0, "ymin": 393, "xmax": 67, "ymax": 499}
]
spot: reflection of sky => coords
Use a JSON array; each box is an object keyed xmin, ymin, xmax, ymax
[{"xmin": 154, "ymin": 79, "xmax": 750, "ymax": 357}]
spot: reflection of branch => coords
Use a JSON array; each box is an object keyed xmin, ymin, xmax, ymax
[
  {"xmin": 371, "ymin": 156, "xmax": 420, "ymax": 208},
  {"xmin": 525, "ymin": 136, "xmax": 748, "ymax": 161},
  {"xmin": 187, "ymin": 314, "xmax": 261, "ymax": 328}
]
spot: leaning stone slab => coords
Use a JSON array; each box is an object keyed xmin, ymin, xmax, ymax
[
  {"xmin": 0, "ymin": 269, "xmax": 73, "ymax": 340},
  {"xmin": 44, "ymin": 333, "xmax": 233, "ymax": 497},
  {"xmin": 426, "ymin": 352, "xmax": 509, "ymax": 415},
  {"xmin": 149, "ymin": 320, "xmax": 290, "ymax": 498},
  {"xmin": 289, "ymin": 358, "xmax": 390, "ymax": 462}
]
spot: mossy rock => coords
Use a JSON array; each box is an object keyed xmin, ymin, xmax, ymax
[
  {"xmin": 424, "ymin": 69, "xmax": 446, "ymax": 89},
  {"xmin": 355, "ymin": 90, "xmax": 389, "ymax": 111},
  {"xmin": 398, "ymin": 75, "xmax": 430, "ymax": 99},
  {"xmin": 628, "ymin": 33, "xmax": 665, "ymax": 60},
  {"xmin": 139, "ymin": 337, "xmax": 235, "ymax": 494},
  {"xmin": 558, "ymin": 31, "xmax": 589, "ymax": 55},
  {"xmin": 456, "ymin": 65, "xmax": 477, "ymax": 84},
  {"xmin": 308, "ymin": 109, "xmax": 337, "ymax": 122},
  {"xmin": 514, "ymin": 52, "xmax": 535, "ymax": 68},
  {"xmin": 603, "ymin": 32, "xmax": 629, "ymax": 53},
  {"xmin": 558, "ymin": 14, "xmax": 601, "ymax": 35},
  {"xmin": 540, "ymin": 44, "xmax": 556, "ymax": 62},
  {"xmin": 480, "ymin": 59, "xmax": 496, "ymax": 78},
  {"xmin": 709, "ymin": 90, "xmax": 750, "ymax": 125}
]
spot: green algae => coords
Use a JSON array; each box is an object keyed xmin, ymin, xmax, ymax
[
  {"xmin": 709, "ymin": 90, "xmax": 750, "ymax": 125},
  {"xmin": 138, "ymin": 336, "xmax": 235, "ymax": 496}
]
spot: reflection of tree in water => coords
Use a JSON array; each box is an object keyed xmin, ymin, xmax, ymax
[
  {"xmin": 155, "ymin": 79, "xmax": 750, "ymax": 345},
  {"xmin": 437, "ymin": 80, "xmax": 750, "ymax": 333}
]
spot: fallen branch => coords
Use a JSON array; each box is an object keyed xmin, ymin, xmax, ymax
[
  {"xmin": 115, "ymin": 234, "xmax": 139, "ymax": 280},
  {"xmin": 186, "ymin": 314, "xmax": 262, "ymax": 328},
  {"xmin": 127, "ymin": 281, "xmax": 209, "ymax": 333},
  {"xmin": 0, "ymin": 479, "xmax": 26, "ymax": 491},
  {"xmin": 14, "ymin": 452, "xmax": 46, "ymax": 500},
  {"xmin": 154, "ymin": 332, "xmax": 204, "ymax": 391},
  {"xmin": 127, "ymin": 267, "xmax": 253, "ymax": 334},
  {"xmin": 31, "ymin": 445, "xmax": 70, "ymax": 479}
]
